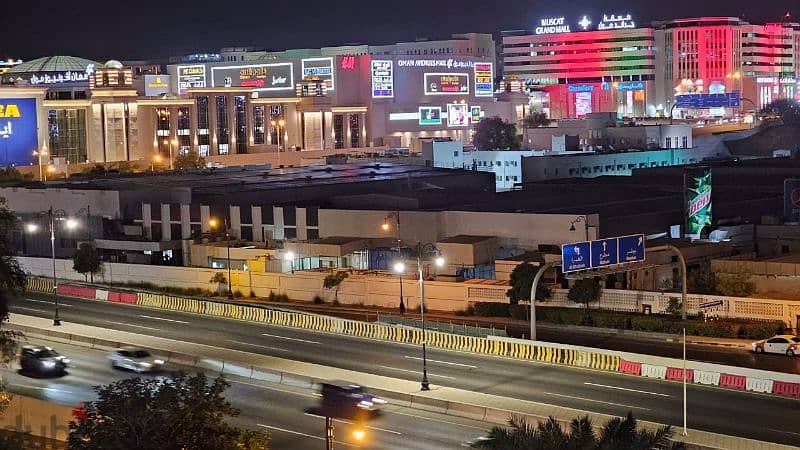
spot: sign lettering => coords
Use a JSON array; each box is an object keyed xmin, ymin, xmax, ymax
[{"xmin": 535, "ymin": 17, "xmax": 570, "ymax": 35}]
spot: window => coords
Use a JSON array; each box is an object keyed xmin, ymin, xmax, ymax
[
  {"xmin": 155, "ymin": 108, "xmax": 171, "ymax": 157},
  {"xmin": 665, "ymin": 137, "xmax": 671, "ymax": 148},
  {"xmin": 682, "ymin": 136, "xmax": 688, "ymax": 148},
  {"xmin": 48, "ymin": 109, "xmax": 87, "ymax": 163},
  {"xmin": 349, "ymin": 114, "xmax": 360, "ymax": 148},
  {"xmin": 253, "ymin": 106, "xmax": 265, "ymax": 145},
  {"xmin": 197, "ymin": 96, "xmax": 210, "ymax": 156},
  {"xmin": 215, "ymin": 96, "xmax": 229, "ymax": 155},
  {"xmin": 334, "ymin": 114, "xmax": 344, "ymax": 149},
  {"xmin": 177, "ymin": 107, "xmax": 191, "ymax": 154},
  {"xmin": 767, "ymin": 338, "xmax": 788, "ymax": 344},
  {"xmin": 234, "ymin": 95, "xmax": 247, "ymax": 154}
]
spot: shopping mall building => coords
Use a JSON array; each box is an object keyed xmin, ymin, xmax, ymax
[{"xmin": 502, "ymin": 15, "xmax": 800, "ymax": 119}]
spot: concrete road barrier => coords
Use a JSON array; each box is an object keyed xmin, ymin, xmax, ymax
[
  {"xmin": 772, "ymin": 381, "xmax": 800, "ymax": 398},
  {"xmin": 641, "ymin": 364, "xmax": 667, "ymax": 380},
  {"xmin": 694, "ymin": 370, "xmax": 721, "ymax": 386},
  {"xmin": 746, "ymin": 377, "xmax": 774, "ymax": 394},
  {"xmin": 619, "ymin": 359, "xmax": 642, "ymax": 376},
  {"xmin": 666, "ymin": 367, "xmax": 694, "ymax": 383},
  {"xmin": 719, "ymin": 373, "xmax": 747, "ymax": 390}
]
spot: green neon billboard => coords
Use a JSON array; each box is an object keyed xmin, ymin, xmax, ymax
[{"xmin": 686, "ymin": 168, "xmax": 712, "ymax": 239}]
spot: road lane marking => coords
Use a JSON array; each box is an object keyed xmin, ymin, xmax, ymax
[
  {"xmin": 10, "ymin": 384, "xmax": 74, "ymax": 394},
  {"xmin": 305, "ymin": 413, "xmax": 402, "ymax": 435},
  {"xmin": 404, "ymin": 356, "xmax": 476, "ymax": 369},
  {"xmin": 104, "ymin": 321, "xmax": 160, "ymax": 331},
  {"xmin": 226, "ymin": 339, "xmax": 289, "ymax": 352},
  {"xmin": 583, "ymin": 382, "xmax": 671, "ymax": 397},
  {"xmin": 769, "ymin": 428, "xmax": 800, "ymax": 437},
  {"xmin": 377, "ymin": 365, "xmax": 456, "ymax": 379},
  {"xmin": 261, "ymin": 333, "xmax": 320, "ymax": 344},
  {"xmin": 388, "ymin": 410, "xmax": 489, "ymax": 431},
  {"xmin": 14, "ymin": 307, "xmax": 47, "ymax": 313},
  {"xmin": 544, "ymin": 392, "xmax": 650, "ymax": 411},
  {"xmin": 25, "ymin": 299, "xmax": 73, "ymax": 307},
  {"xmin": 257, "ymin": 424, "xmax": 356, "ymax": 446},
  {"xmin": 228, "ymin": 379, "xmax": 319, "ymax": 398},
  {"xmin": 139, "ymin": 315, "xmax": 189, "ymax": 324}
]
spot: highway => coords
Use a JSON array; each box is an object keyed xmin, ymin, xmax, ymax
[
  {"xmin": 5, "ymin": 338, "xmax": 490, "ymax": 449},
  {"xmin": 11, "ymin": 294, "xmax": 800, "ymax": 447}
]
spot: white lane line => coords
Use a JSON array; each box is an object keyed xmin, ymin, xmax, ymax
[
  {"xmin": 304, "ymin": 413, "xmax": 402, "ymax": 435},
  {"xmin": 257, "ymin": 424, "xmax": 356, "ymax": 446},
  {"xmin": 10, "ymin": 384, "xmax": 74, "ymax": 394},
  {"xmin": 544, "ymin": 392, "xmax": 650, "ymax": 411},
  {"xmin": 377, "ymin": 365, "xmax": 456, "ymax": 380},
  {"xmin": 139, "ymin": 315, "xmax": 189, "ymax": 324},
  {"xmin": 261, "ymin": 333, "xmax": 320, "ymax": 344},
  {"xmin": 25, "ymin": 299, "xmax": 73, "ymax": 307},
  {"xmin": 584, "ymin": 382, "xmax": 671, "ymax": 398},
  {"xmin": 226, "ymin": 339, "xmax": 290, "ymax": 352},
  {"xmin": 228, "ymin": 379, "xmax": 320, "ymax": 398},
  {"xmin": 388, "ymin": 410, "xmax": 489, "ymax": 431},
  {"xmin": 404, "ymin": 356, "xmax": 477, "ymax": 369},
  {"xmin": 105, "ymin": 321, "xmax": 160, "ymax": 332},
  {"xmin": 14, "ymin": 307, "xmax": 47, "ymax": 313},
  {"xmin": 768, "ymin": 428, "xmax": 800, "ymax": 437}
]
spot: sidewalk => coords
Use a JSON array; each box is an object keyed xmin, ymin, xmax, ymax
[{"xmin": 6, "ymin": 313, "xmax": 795, "ymax": 450}]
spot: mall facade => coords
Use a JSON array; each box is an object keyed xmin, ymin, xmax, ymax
[{"xmin": 502, "ymin": 15, "xmax": 800, "ymax": 119}]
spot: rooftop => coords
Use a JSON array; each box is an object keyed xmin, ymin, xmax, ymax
[
  {"xmin": 438, "ymin": 235, "xmax": 495, "ymax": 244},
  {"xmin": 6, "ymin": 56, "xmax": 99, "ymax": 74}
]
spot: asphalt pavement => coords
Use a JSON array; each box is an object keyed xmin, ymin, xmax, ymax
[
  {"xmin": 5, "ymin": 337, "xmax": 490, "ymax": 449},
  {"xmin": 11, "ymin": 294, "xmax": 800, "ymax": 447}
]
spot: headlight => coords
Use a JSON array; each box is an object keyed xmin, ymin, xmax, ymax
[
  {"xmin": 357, "ymin": 400, "xmax": 373, "ymax": 409},
  {"xmin": 42, "ymin": 360, "xmax": 56, "ymax": 368},
  {"xmin": 139, "ymin": 362, "xmax": 152, "ymax": 367},
  {"xmin": 372, "ymin": 398, "xmax": 386, "ymax": 404},
  {"xmin": 61, "ymin": 358, "xmax": 70, "ymax": 365},
  {"xmin": 153, "ymin": 359, "xmax": 164, "ymax": 365}
]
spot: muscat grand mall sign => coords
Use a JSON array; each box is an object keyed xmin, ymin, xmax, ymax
[{"xmin": 534, "ymin": 13, "xmax": 636, "ymax": 34}]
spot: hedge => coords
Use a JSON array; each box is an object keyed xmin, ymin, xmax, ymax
[{"xmin": 469, "ymin": 302, "xmax": 785, "ymax": 340}]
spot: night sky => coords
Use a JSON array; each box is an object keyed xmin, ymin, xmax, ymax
[{"xmin": 1, "ymin": 0, "xmax": 794, "ymax": 61}]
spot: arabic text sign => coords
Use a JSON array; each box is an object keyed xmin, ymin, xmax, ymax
[
  {"xmin": 590, "ymin": 238, "xmax": 619, "ymax": 268},
  {"xmin": 177, "ymin": 65, "xmax": 206, "ymax": 94},
  {"xmin": 302, "ymin": 57, "xmax": 334, "ymax": 90},
  {"xmin": 211, "ymin": 63, "xmax": 294, "ymax": 91},
  {"xmin": 699, "ymin": 300, "xmax": 724, "ymax": 310},
  {"xmin": 0, "ymin": 98, "xmax": 37, "ymax": 167},
  {"xmin": 618, "ymin": 234, "xmax": 646, "ymax": 263},
  {"xmin": 371, "ymin": 60, "xmax": 394, "ymax": 98},
  {"xmin": 562, "ymin": 242, "xmax": 591, "ymax": 273},
  {"xmin": 424, "ymin": 73, "xmax": 469, "ymax": 95},
  {"xmin": 598, "ymin": 14, "xmax": 636, "ymax": 30},
  {"xmin": 562, "ymin": 234, "xmax": 645, "ymax": 273},
  {"xmin": 674, "ymin": 93, "xmax": 740, "ymax": 109}
]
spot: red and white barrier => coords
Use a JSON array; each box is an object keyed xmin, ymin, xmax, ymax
[
  {"xmin": 719, "ymin": 373, "xmax": 747, "ymax": 390},
  {"xmin": 772, "ymin": 381, "xmax": 800, "ymax": 398},
  {"xmin": 56, "ymin": 285, "xmax": 96, "ymax": 299},
  {"xmin": 665, "ymin": 367, "xmax": 693, "ymax": 383},
  {"xmin": 107, "ymin": 292, "xmax": 137, "ymax": 305},
  {"xmin": 745, "ymin": 378, "xmax": 773, "ymax": 394},
  {"xmin": 694, "ymin": 370, "xmax": 721, "ymax": 386},
  {"xmin": 641, "ymin": 364, "xmax": 667, "ymax": 379},
  {"xmin": 618, "ymin": 359, "xmax": 642, "ymax": 376}
]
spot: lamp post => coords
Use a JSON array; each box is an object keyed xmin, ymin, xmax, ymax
[
  {"xmin": 284, "ymin": 250, "xmax": 296, "ymax": 274},
  {"xmin": 383, "ymin": 211, "xmax": 404, "ymax": 313},
  {"xmin": 271, "ymin": 119, "xmax": 287, "ymax": 151},
  {"xmin": 569, "ymin": 216, "xmax": 590, "ymax": 241},
  {"xmin": 33, "ymin": 149, "xmax": 48, "ymax": 181},
  {"xmin": 25, "ymin": 207, "xmax": 80, "ymax": 326},
  {"xmin": 209, "ymin": 217, "xmax": 233, "ymax": 300},
  {"xmin": 416, "ymin": 242, "xmax": 445, "ymax": 391}
]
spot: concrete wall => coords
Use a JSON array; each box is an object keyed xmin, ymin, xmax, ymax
[
  {"xmin": 0, "ymin": 394, "xmax": 72, "ymax": 443},
  {"xmin": 0, "ymin": 187, "xmax": 121, "ymax": 218}
]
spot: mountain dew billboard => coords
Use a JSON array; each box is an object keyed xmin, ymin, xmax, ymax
[{"xmin": 685, "ymin": 168, "xmax": 712, "ymax": 239}]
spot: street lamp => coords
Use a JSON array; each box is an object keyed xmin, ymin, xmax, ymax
[
  {"xmin": 284, "ymin": 250, "xmax": 296, "ymax": 274},
  {"xmin": 416, "ymin": 242, "xmax": 444, "ymax": 391},
  {"xmin": 152, "ymin": 153, "xmax": 163, "ymax": 171},
  {"xmin": 209, "ymin": 216, "xmax": 233, "ymax": 300},
  {"xmin": 33, "ymin": 149, "xmax": 49, "ymax": 181},
  {"xmin": 25, "ymin": 207, "xmax": 80, "ymax": 326},
  {"xmin": 382, "ymin": 211, "xmax": 404, "ymax": 313},
  {"xmin": 271, "ymin": 119, "xmax": 287, "ymax": 151},
  {"xmin": 569, "ymin": 216, "xmax": 590, "ymax": 241}
]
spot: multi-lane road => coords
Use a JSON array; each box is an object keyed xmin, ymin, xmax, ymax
[
  {"xmin": 11, "ymin": 294, "xmax": 800, "ymax": 447},
  {"xmin": 5, "ymin": 338, "xmax": 490, "ymax": 449}
]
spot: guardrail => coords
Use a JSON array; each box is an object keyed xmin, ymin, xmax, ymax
[{"xmin": 377, "ymin": 314, "xmax": 508, "ymax": 338}]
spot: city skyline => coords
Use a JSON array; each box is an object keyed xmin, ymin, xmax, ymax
[{"xmin": 1, "ymin": 0, "xmax": 795, "ymax": 60}]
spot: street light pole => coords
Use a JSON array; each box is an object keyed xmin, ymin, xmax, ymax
[
  {"xmin": 48, "ymin": 207, "xmax": 61, "ymax": 326},
  {"xmin": 417, "ymin": 242, "xmax": 430, "ymax": 391},
  {"xmin": 225, "ymin": 218, "xmax": 233, "ymax": 300},
  {"xmin": 529, "ymin": 262, "xmax": 556, "ymax": 341}
]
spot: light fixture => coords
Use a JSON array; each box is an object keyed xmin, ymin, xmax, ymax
[
  {"xmin": 65, "ymin": 219, "xmax": 79, "ymax": 230},
  {"xmin": 569, "ymin": 223, "xmax": 576, "ymax": 232},
  {"xmin": 208, "ymin": 217, "xmax": 219, "ymax": 229},
  {"xmin": 25, "ymin": 223, "xmax": 39, "ymax": 233},
  {"xmin": 393, "ymin": 261, "xmax": 405, "ymax": 273},
  {"xmin": 381, "ymin": 221, "xmax": 390, "ymax": 231},
  {"xmin": 434, "ymin": 256, "xmax": 445, "ymax": 268},
  {"xmin": 284, "ymin": 251, "xmax": 296, "ymax": 261}
]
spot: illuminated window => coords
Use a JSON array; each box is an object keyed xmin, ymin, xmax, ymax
[
  {"xmin": 215, "ymin": 96, "xmax": 229, "ymax": 155},
  {"xmin": 253, "ymin": 106, "xmax": 265, "ymax": 145},
  {"xmin": 47, "ymin": 109, "xmax": 87, "ymax": 163},
  {"xmin": 234, "ymin": 95, "xmax": 247, "ymax": 154}
]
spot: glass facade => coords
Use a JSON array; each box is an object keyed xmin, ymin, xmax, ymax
[
  {"xmin": 333, "ymin": 114, "xmax": 344, "ymax": 149},
  {"xmin": 253, "ymin": 106, "xmax": 265, "ymax": 145},
  {"xmin": 47, "ymin": 109, "xmax": 87, "ymax": 163},
  {"xmin": 349, "ymin": 114, "xmax": 360, "ymax": 148},
  {"xmin": 215, "ymin": 96, "xmax": 229, "ymax": 155},
  {"xmin": 156, "ymin": 108, "xmax": 171, "ymax": 157},
  {"xmin": 177, "ymin": 107, "xmax": 191, "ymax": 154},
  {"xmin": 234, "ymin": 95, "xmax": 247, "ymax": 154},
  {"xmin": 197, "ymin": 96, "xmax": 210, "ymax": 156}
]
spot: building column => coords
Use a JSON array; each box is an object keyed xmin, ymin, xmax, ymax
[
  {"xmin": 273, "ymin": 206, "xmax": 285, "ymax": 240},
  {"xmin": 228, "ymin": 93, "xmax": 237, "ymax": 155},
  {"xmin": 251, "ymin": 206, "xmax": 263, "ymax": 242},
  {"xmin": 296, "ymin": 207, "xmax": 308, "ymax": 241},
  {"xmin": 200, "ymin": 205, "xmax": 211, "ymax": 233},
  {"xmin": 207, "ymin": 96, "xmax": 219, "ymax": 156},
  {"xmin": 161, "ymin": 204, "xmax": 171, "ymax": 241},
  {"xmin": 285, "ymin": 103, "xmax": 299, "ymax": 150},
  {"xmin": 180, "ymin": 204, "xmax": 191, "ymax": 239},
  {"xmin": 230, "ymin": 206, "xmax": 241, "ymax": 239},
  {"xmin": 344, "ymin": 113, "xmax": 351, "ymax": 148},
  {"xmin": 142, "ymin": 203, "xmax": 152, "ymax": 240}
]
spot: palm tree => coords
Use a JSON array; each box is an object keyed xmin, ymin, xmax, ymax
[{"xmin": 472, "ymin": 413, "xmax": 685, "ymax": 450}]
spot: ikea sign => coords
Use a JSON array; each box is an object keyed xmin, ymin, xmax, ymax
[{"xmin": 0, "ymin": 98, "xmax": 38, "ymax": 167}]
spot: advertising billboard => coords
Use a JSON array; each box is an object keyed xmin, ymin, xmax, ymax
[
  {"xmin": 418, "ymin": 107, "xmax": 442, "ymax": 125},
  {"xmin": 424, "ymin": 73, "xmax": 469, "ymax": 95},
  {"xmin": 447, "ymin": 104, "xmax": 470, "ymax": 127},
  {"xmin": 575, "ymin": 92, "xmax": 592, "ymax": 117},
  {"xmin": 474, "ymin": 62, "xmax": 493, "ymax": 97},
  {"xmin": 685, "ymin": 167, "xmax": 712, "ymax": 239},
  {"xmin": 674, "ymin": 93, "xmax": 740, "ymax": 109},
  {"xmin": 211, "ymin": 63, "xmax": 294, "ymax": 92},
  {"xmin": 144, "ymin": 75, "xmax": 171, "ymax": 96},
  {"xmin": 177, "ymin": 65, "xmax": 206, "ymax": 94},
  {"xmin": 784, "ymin": 179, "xmax": 800, "ymax": 222},
  {"xmin": 0, "ymin": 98, "xmax": 37, "ymax": 167},
  {"xmin": 302, "ymin": 57, "xmax": 334, "ymax": 90},
  {"xmin": 470, "ymin": 106, "xmax": 482, "ymax": 123},
  {"xmin": 371, "ymin": 60, "xmax": 394, "ymax": 98}
]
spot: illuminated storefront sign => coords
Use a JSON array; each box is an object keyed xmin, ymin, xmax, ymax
[
  {"xmin": 177, "ymin": 65, "xmax": 207, "ymax": 94},
  {"xmin": 29, "ymin": 71, "xmax": 90, "ymax": 85},
  {"xmin": 603, "ymin": 81, "xmax": 645, "ymax": 91},
  {"xmin": 447, "ymin": 103, "xmax": 470, "ymax": 127},
  {"xmin": 757, "ymin": 77, "xmax": 778, "ymax": 84},
  {"xmin": 686, "ymin": 168, "xmax": 712, "ymax": 240},
  {"xmin": 397, "ymin": 59, "xmax": 474, "ymax": 69},
  {"xmin": 474, "ymin": 62, "xmax": 494, "ymax": 97},
  {"xmin": 302, "ymin": 57, "xmax": 334, "ymax": 90},
  {"xmin": 211, "ymin": 63, "xmax": 294, "ymax": 92},
  {"xmin": 0, "ymin": 98, "xmax": 37, "ymax": 167},
  {"xmin": 419, "ymin": 106, "xmax": 442, "ymax": 125},
  {"xmin": 535, "ymin": 17, "xmax": 570, "ymax": 35},
  {"xmin": 575, "ymin": 92, "xmax": 592, "ymax": 117},
  {"xmin": 597, "ymin": 14, "xmax": 636, "ymax": 30},
  {"xmin": 144, "ymin": 74, "xmax": 171, "ymax": 96},
  {"xmin": 371, "ymin": 60, "xmax": 394, "ymax": 98},
  {"xmin": 568, "ymin": 84, "xmax": 594, "ymax": 93},
  {"xmin": 674, "ymin": 93, "xmax": 740, "ymax": 108},
  {"xmin": 424, "ymin": 73, "xmax": 469, "ymax": 95},
  {"xmin": 470, "ymin": 106, "xmax": 482, "ymax": 123},
  {"xmin": 340, "ymin": 56, "xmax": 357, "ymax": 70}
]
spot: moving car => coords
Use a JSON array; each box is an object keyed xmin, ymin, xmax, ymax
[
  {"xmin": 109, "ymin": 347, "xmax": 164, "ymax": 373},
  {"xmin": 320, "ymin": 381, "xmax": 386, "ymax": 412},
  {"xmin": 752, "ymin": 335, "xmax": 800, "ymax": 356},
  {"xmin": 20, "ymin": 345, "xmax": 69, "ymax": 376}
]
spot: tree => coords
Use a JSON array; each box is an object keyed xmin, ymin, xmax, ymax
[
  {"xmin": 522, "ymin": 112, "xmax": 550, "ymax": 129},
  {"xmin": 506, "ymin": 263, "xmax": 551, "ymax": 305},
  {"xmin": 73, "ymin": 243, "xmax": 101, "ymax": 283},
  {"xmin": 715, "ymin": 270, "xmax": 756, "ymax": 298},
  {"xmin": 209, "ymin": 272, "xmax": 228, "ymax": 296},
  {"xmin": 687, "ymin": 263, "xmax": 716, "ymax": 295},
  {"xmin": 323, "ymin": 271, "xmax": 349, "ymax": 303},
  {"xmin": 568, "ymin": 278, "xmax": 601, "ymax": 325},
  {"xmin": 472, "ymin": 412, "xmax": 684, "ymax": 450},
  {"xmin": 174, "ymin": 151, "xmax": 207, "ymax": 170},
  {"xmin": 473, "ymin": 117, "xmax": 521, "ymax": 150},
  {"xmin": 68, "ymin": 372, "xmax": 269, "ymax": 450}
]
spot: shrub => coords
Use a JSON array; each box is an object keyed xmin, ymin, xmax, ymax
[
  {"xmin": 233, "ymin": 290, "xmax": 244, "ymax": 298},
  {"xmin": 267, "ymin": 291, "xmax": 277, "ymax": 302},
  {"xmin": 473, "ymin": 302, "xmax": 510, "ymax": 317},
  {"xmin": 332, "ymin": 299, "xmax": 341, "ymax": 307},
  {"xmin": 249, "ymin": 290, "xmax": 256, "ymax": 298},
  {"xmin": 509, "ymin": 304, "xmax": 529, "ymax": 321},
  {"xmin": 455, "ymin": 305, "xmax": 475, "ymax": 316},
  {"xmin": 313, "ymin": 295, "xmax": 324, "ymax": 304}
]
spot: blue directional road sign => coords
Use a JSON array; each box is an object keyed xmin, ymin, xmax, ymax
[
  {"xmin": 618, "ymin": 234, "xmax": 646, "ymax": 264},
  {"xmin": 561, "ymin": 241, "xmax": 591, "ymax": 273},
  {"xmin": 591, "ymin": 238, "xmax": 619, "ymax": 269}
]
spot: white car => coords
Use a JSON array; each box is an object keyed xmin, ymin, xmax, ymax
[
  {"xmin": 109, "ymin": 348, "xmax": 165, "ymax": 373},
  {"xmin": 752, "ymin": 335, "xmax": 800, "ymax": 356}
]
